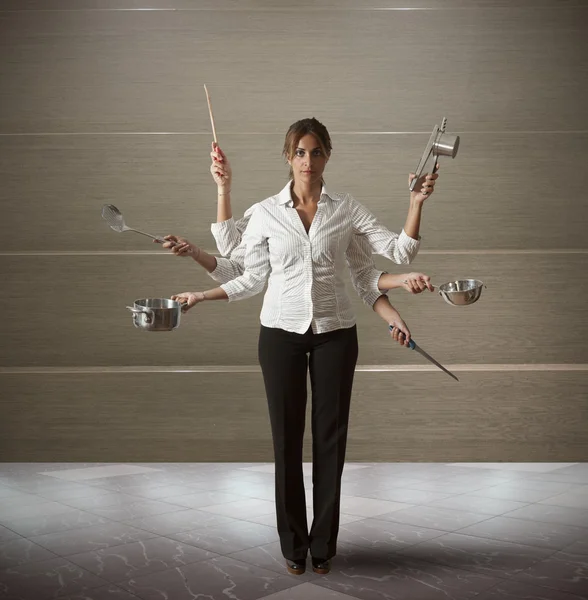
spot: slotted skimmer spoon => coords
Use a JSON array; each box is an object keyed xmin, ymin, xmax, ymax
[{"xmin": 101, "ymin": 204, "xmax": 175, "ymax": 245}]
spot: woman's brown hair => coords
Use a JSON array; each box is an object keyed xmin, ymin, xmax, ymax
[{"xmin": 283, "ymin": 117, "xmax": 332, "ymax": 180}]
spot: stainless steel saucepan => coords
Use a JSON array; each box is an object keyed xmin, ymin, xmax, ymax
[{"xmin": 126, "ymin": 298, "xmax": 182, "ymax": 331}]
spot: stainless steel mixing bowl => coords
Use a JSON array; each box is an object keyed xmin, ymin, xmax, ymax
[{"xmin": 438, "ymin": 279, "xmax": 485, "ymax": 306}]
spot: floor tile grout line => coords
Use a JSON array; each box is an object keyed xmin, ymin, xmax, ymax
[
  {"xmin": 0, "ymin": 502, "xmax": 138, "ymax": 540},
  {"xmin": 55, "ymin": 522, "xmax": 290, "ymax": 582},
  {"xmin": 464, "ymin": 483, "xmax": 582, "ymax": 505},
  {"xmin": 0, "ymin": 544, "xmax": 63, "ymax": 575},
  {"xmin": 66, "ymin": 535, "xmax": 224, "ymax": 594},
  {"xmin": 367, "ymin": 510, "xmax": 503, "ymax": 538},
  {"xmin": 0, "ymin": 514, "xmax": 579, "ymax": 594},
  {"xmin": 163, "ymin": 530, "xmax": 286, "ymax": 568},
  {"xmin": 51, "ymin": 533, "xmax": 294, "ymax": 600},
  {"xmin": 2, "ymin": 467, "xmax": 588, "ymax": 597},
  {"xmin": 390, "ymin": 502, "xmax": 588, "ymax": 593},
  {"xmin": 426, "ymin": 500, "xmax": 556, "ymax": 548},
  {"xmin": 61, "ymin": 520, "xmax": 583, "ymax": 600},
  {"xmin": 4, "ymin": 474, "xmax": 587, "ymax": 508},
  {"xmin": 15, "ymin": 495, "xmax": 576, "ymax": 565},
  {"xmin": 338, "ymin": 536, "xmax": 526, "ymax": 589},
  {"xmin": 2, "ymin": 510, "xmax": 122, "ymax": 542},
  {"xmin": 101, "ymin": 583, "xmax": 143, "ymax": 600},
  {"xmin": 0, "ymin": 495, "xmax": 112, "ymax": 533},
  {"xmin": 451, "ymin": 482, "xmax": 588, "ymax": 513},
  {"xmin": 495, "ymin": 542, "xmax": 580, "ymax": 597},
  {"xmin": 49, "ymin": 560, "xmax": 145, "ymax": 600},
  {"xmin": 176, "ymin": 529, "xmax": 587, "ymax": 600},
  {"xmin": 467, "ymin": 577, "xmax": 511, "ymax": 598},
  {"xmin": 18, "ymin": 484, "xmax": 584, "ymax": 552},
  {"xmin": 54, "ymin": 561, "xmax": 137, "ymax": 600},
  {"xmin": 15, "ymin": 526, "xmax": 161, "ymax": 565},
  {"xmin": 385, "ymin": 534, "xmax": 552, "ymax": 588},
  {"xmin": 211, "ymin": 534, "xmax": 342, "ymax": 580},
  {"xmin": 360, "ymin": 493, "xmax": 588, "ymax": 552},
  {"xmin": 8, "ymin": 498, "xmax": 357, "ymax": 577}
]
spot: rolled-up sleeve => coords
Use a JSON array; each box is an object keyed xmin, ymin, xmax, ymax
[
  {"xmin": 219, "ymin": 206, "xmax": 270, "ymax": 302},
  {"xmin": 208, "ymin": 207, "xmax": 255, "ymax": 283},
  {"xmin": 350, "ymin": 195, "xmax": 420, "ymax": 264},
  {"xmin": 210, "ymin": 218, "xmax": 242, "ymax": 257},
  {"xmin": 209, "ymin": 255, "xmax": 244, "ymax": 284},
  {"xmin": 345, "ymin": 234, "xmax": 387, "ymax": 307},
  {"xmin": 210, "ymin": 207, "xmax": 254, "ymax": 257}
]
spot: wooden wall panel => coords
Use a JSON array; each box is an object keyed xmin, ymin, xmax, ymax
[
  {"xmin": 1, "ymin": 254, "xmax": 587, "ymax": 367},
  {"xmin": 1, "ymin": 371, "xmax": 586, "ymax": 462},
  {"xmin": 1, "ymin": 134, "xmax": 586, "ymax": 252},
  {"xmin": 1, "ymin": 1, "xmax": 586, "ymax": 462},
  {"xmin": 0, "ymin": 8, "xmax": 586, "ymax": 134}
]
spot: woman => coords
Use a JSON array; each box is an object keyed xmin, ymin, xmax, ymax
[
  {"xmin": 167, "ymin": 118, "xmax": 438, "ymax": 575},
  {"xmin": 164, "ymin": 120, "xmax": 438, "ymax": 300}
]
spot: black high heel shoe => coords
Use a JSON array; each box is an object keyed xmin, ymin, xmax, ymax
[
  {"xmin": 311, "ymin": 557, "xmax": 330, "ymax": 574},
  {"xmin": 286, "ymin": 558, "xmax": 306, "ymax": 575}
]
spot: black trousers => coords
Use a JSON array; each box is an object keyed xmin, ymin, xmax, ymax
[{"xmin": 258, "ymin": 324, "xmax": 359, "ymax": 561}]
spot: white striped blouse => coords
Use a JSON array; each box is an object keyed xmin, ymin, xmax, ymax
[{"xmin": 209, "ymin": 182, "xmax": 420, "ymax": 335}]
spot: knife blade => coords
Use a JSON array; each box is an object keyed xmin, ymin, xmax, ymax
[
  {"xmin": 388, "ymin": 325, "xmax": 459, "ymax": 381},
  {"xmin": 412, "ymin": 343, "xmax": 459, "ymax": 381}
]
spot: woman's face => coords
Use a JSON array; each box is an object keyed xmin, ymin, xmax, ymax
[{"xmin": 289, "ymin": 133, "xmax": 329, "ymax": 185}]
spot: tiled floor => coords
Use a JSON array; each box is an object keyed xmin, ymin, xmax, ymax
[{"xmin": 0, "ymin": 463, "xmax": 587, "ymax": 600}]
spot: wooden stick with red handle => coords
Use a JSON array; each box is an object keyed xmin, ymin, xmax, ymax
[{"xmin": 203, "ymin": 84, "xmax": 218, "ymax": 144}]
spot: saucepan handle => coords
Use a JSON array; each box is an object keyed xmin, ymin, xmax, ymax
[
  {"xmin": 126, "ymin": 306, "xmax": 154, "ymax": 324},
  {"xmin": 126, "ymin": 306, "xmax": 151, "ymax": 314}
]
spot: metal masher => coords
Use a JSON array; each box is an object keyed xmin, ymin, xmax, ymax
[
  {"xmin": 409, "ymin": 117, "xmax": 460, "ymax": 191},
  {"xmin": 101, "ymin": 204, "xmax": 175, "ymax": 245}
]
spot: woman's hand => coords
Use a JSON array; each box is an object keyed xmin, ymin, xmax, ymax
[
  {"xmin": 409, "ymin": 165, "xmax": 439, "ymax": 204},
  {"xmin": 210, "ymin": 142, "xmax": 232, "ymax": 192},
  {"xmin": 171, "ymin": 292, "xmax": 205, "ymax": 312},
  {"xmin": 389, "ymin": 319, "xmax": 412, "ymax": 347},
  {"xmin": 402, "ymin": 272, "xmax": 434, "ymax": 294},
  {"xmin": 154, "ymin": 235, "xmax": 200, "ymax": 258},
  {"xmin": 386, "ymin": 305, "xmax": 411, "ymax": 347}
]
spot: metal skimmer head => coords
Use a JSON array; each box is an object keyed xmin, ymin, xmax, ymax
[{"xmin": 101, "ymin": 204, "xmax": 125, "ymax": 232}]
